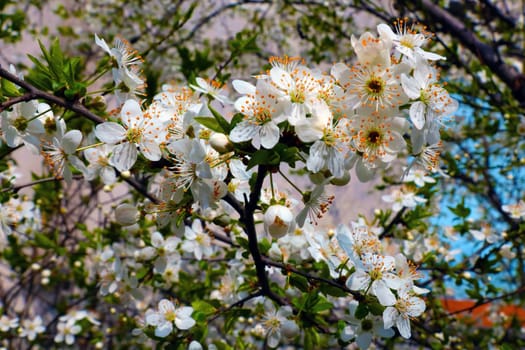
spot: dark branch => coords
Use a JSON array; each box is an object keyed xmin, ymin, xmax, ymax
[{"xmin": 413, "ymin": 0, "xmax": 525, "ymax": 107}]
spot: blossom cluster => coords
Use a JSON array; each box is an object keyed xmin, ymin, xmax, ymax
[{"xmin": 0, "ymin": 21, "xmax": 464, "ymax": 348}]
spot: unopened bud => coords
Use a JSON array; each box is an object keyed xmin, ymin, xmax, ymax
[
  {"xmin": 330, "ymin": 171, "xmax": 351, "ymax": 186},
  {"xmin": 209, "ymin": 133, "xmax": 233, "ymax": 153},
  {"xmin": 120, "ymin": 170, "xmax": 131, "ymax": 178},
  {"xmin": 264, "ymin": 204, "xmax": 294, "ymax": 239},
  {"xmin": 92, "ymin": 95, "xmax": 107, "ymax": 109},
  {"xmin": 115, "ymin": 203, "xmax": 139, "ymax": 226}
]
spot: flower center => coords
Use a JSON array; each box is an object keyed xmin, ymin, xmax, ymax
[
  {"xmin": 290, "ymin": 89, "xmax": 305, "ymax": 104},
  {"xmin": 264, "ymin": 317, "xmax": 281, "ymax": 330},
  {"xmin": 369, "ymin": 268, "xmax": 383, "ymax": 281},
  {"xmin": 367, "ymin": 130, "xmax": 381, "ymax": 145},
  {"xmin": 13, "ymin": 117, "xmax": 29, "ymax": 131},
  {"xmin": 44, "ymin": 117, "xmax": 57, "ymax": 134},
  {"xmin": 400, "ymin": 36, "xmax": 415, "ymax": 49},
  {"xmin": 255, "ymin": 109, "xmax": 272, "ymax": 124},
  {"xmin": 366, "ymin": 77, "xmax": 385, "ymax": 97},
  {"xmin": 126, "ymin": 127, "xmax": 142, "ymax": 143},
  {"xmin": 361, "ymin": 319, "xmax": 374, "ymax": 331},
  {"xmin": 164, "ymin": 310, "xmax": 177, "ymax": 322}
]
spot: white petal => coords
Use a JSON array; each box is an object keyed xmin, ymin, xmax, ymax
[
  {"xmin": 62, "ymin": 130, "xmax": 82, "ymax": 154},
  {"xmin": 139, "ymin": 139, "xmax": 162, "ymax": 161},
  {"xmin": 229, "ymin": 121, "xmax": 258, "ymax": 143},
  {"xmin": 406, "ymin": 296, "xmax": 426, "ymax": 317},
  {"xmin": 377, "ymin": 23, "xmax": 397, "ymax": 41},
  {"xmin": 184, "ymin": 226, "xmax": 197, "ymax": 240},
  {"xmin": 175, "ymin": 316, "xmax": 195, "ymax": 330},
  {"xmin": 229, "ymin": 158, "xmax": 251, "ymax": 180},
  {"xmin": 100, "ymin": 166, "xmax": 117, "ymax": 185},
  {"xmin": 232, "ymin": 80, "xmax": 256, "ymax": 95},
  {"xmin": 69, "ymin": 155, "xmax": 87, "ymax": 174},
  {"xmin": 154, "ymin": 322, "xmax": 173, "ymax": 338},
  {"xmin": 372, "ymin": 280, "xmax": 396, "ymax": 306},
  {"xmin": 267, "ymin": 329, "xmax": 281, "ymax": 348},
  {"xmin": 382, "ymin": 306, "xmax": 398, "ymax": 329},
  {"xmin": 259, "ymin": 122, "xmax": 280, "ymax": 149},
  {"xmin": 336, "ymin": 227, "xmax": 353, "ymax": 257},
  {"xmin": 306, "ymin": 141, "xmax": 327, "ymax": 173},
  {"xmin": 409, "ymin": 102, "xmax": 426, "ymax": 130},
  {"xmin": 355, "ymin": 160, "xmax": 375, "ymax": 182},
  {"xmin": 145, "ymin": 312, "xmax": 161, "ymax": 326},
  {"xmin": 5, "ymin": 126, "xmax": 21, "ymax": 148},
  {"xmin": 110, "ymin": 142, "xmax": 137, "ymax": 172},
  {"xmin": 176, "ymin": 306, "xmax": 194, "ymax": 318},
  {"xmin": 401, "ymin": 74, "xmax": 421, "ymax": 99},
  {"xmin": 396, "ymin": 316, "xmax": 412, "ymax": 339},
  {"xmin": 270, "ymin": 67, "xmax": 293, "ymax": 90},
  {"xmin": 120, "ymin": 99, "xmax": 143, "ymax": 128},
  {"xmin": 330, "ymin": 62, "xmax": 350, "ymax": 83},
  {"xmin": 188, "ymin": 341, "xmax": 203, "ymax": 350},
  {"xmin": 347, "ymin": 270, "xmax": 370, "ymax": 291},
  {"xmin": 158, "ymin": 299, "xmax": 175, "ymax": 313},
  {"xmin": 328, "ymin": 148, "xmax": 344, "ymax": 178},
  {"xmin": 95, "ymin": 122, "xmax": 126, "ymax": 144},
  {"xmin": 151, "ymin": 231, "xmax": 164, "ymax": 248},
  {"xmin": 234, "ymin": 96, "xmax": 254, "ymax": 115},
  {"xmin": 410, "ymin": 129, "xmax": 426, "ymax": 154},
  {"xmin": 417, "ymin": 48, "xmax": 446, "ymax": 61},
  {"xmin": 94, "ymin": 33, "xmax": 112, "ymax": 55},
  {"xmin": 356, "ymin": 332, "xmax": 373, "ymax": 350},
  {"xmin": 295, "ymin": 119, "xmax": 323, "ymax": 143}
]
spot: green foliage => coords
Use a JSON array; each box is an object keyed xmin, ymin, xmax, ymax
[
  {"xmin": 25, "ymin": 39, "xmax": 86, "ymax": 100},
  {"xmin": 0, "ymin": 0, "xmax": 27, "ymax": 43}
]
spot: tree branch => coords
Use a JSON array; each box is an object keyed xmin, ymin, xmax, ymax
[
  {"xmin": 0, "ymin": 64, "xmax": 105, "ymax": 124},
  {"xmin": 0, "ymin": 64, "xmax": 161, "ymax": 204},
  {"xmin": 242, "ymin": 165, "xmax": 285, "ymax": 305},
  {"xmin": 413, "ymin": 0, "xmax": 525, "ymax": 107}
]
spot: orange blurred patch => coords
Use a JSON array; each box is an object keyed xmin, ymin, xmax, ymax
[{"xmin": 440, "ymin": 299, "xmax": 525, "ymax": 327}]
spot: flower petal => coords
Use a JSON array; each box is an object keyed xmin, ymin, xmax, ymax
[
  {"xmin": 62, "ymin": 130, "xmax": 82, "ymax": 154},
  {"xmin": 409, "ymin": 102, "xmax": 426, "ymax": 130},
  {"xmin": 95, "ymin": 122, "xmax": 126, "ymax": 144},
  {"xmin": 110, "ymin": 142, "xmax": 137, "ymax": 172},
  {"xmin": 230, "ymin": 121, "xmax": 258, "ymax": 143}
]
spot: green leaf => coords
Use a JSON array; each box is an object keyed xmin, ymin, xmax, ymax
[
  {"xmin": 246, "ymin": 149, "xmax": 280, "ymax": 169},
  {"xmin": 273, "ymin": 143, "xmax": 299, "ymax": 167},
  {"xmin": 319, "ymin": 284, "xmax": 347, "ymax": 297},
  {"xmin": 311, "ymin": 299, "xmax": 333, "ymax": 313},
  {"xmin": 448, "ymin": 199, "xmax": 471, "ymax": 218},
  {"xmin": 1, "ymin": 78, "xmax": 21, "ymax": 97},
  {"xmin": 34, "ymin": 233, "xmax": 56, "ymax": 249},
  {"xmin": 289, "ymin": 274, "xmax": 309, "ymax": 292},
  {"xmin": 208, "ymin": 104, "xmax": 231, "ymax": 133},
  {"xmin": 304, "ymin": 328, "xmax": 319, "ymax": 350},
  {"xmin": 368, "ymin": 301, "xmax": 385, "ymax": 316},
  {"xmin": 230, "ymin": 113, "xmax": 244, "ymax": 129},
  {"xmin": 212, "ymin": 341, "xmax": 233, "ymax": 350},
  {"xmin": 258, "ymin": 238, "xmax": 271, "ymax": 254},
  {"xmin": 354, "ymin": 302, "xmax": 368, "ymax": 319},
  {"xmin": 194, "ymin": 117, "xmax": 224, "ymax": 133},
  {"xmin": 192, "ymin": 300, "xmax": 217, "ymax": 316},
  {"xmin": 223, "ymin": 308, "xmax": 251, "ymax": 333},
  {"xmin": 235, "ymin": 236, "xmax": 249, "ymax": 249}
]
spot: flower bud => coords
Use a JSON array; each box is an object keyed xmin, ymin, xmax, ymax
[
  {"xmin": 115, "ymin": 203, "xmax": 139, "ymax": 226},
  {"xmin": 209, "ymin": 132, "xmax": 233, "ymax": 153},
  {"xmin": 330, "ymin": 171, "xmax": 351, "ymax": 186},
  {"xmin": 264, "ymin": 205, "xmax": 294, "ymax": 238},
  {"xmin": 281, "ymin": 319, "xmax": 300, "ymax": 339}
]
